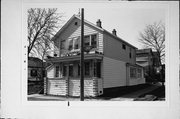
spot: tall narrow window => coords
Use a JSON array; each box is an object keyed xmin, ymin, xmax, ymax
[
  {"xmin": 63, "ymin": 65, "xmax": 67, "ymax": 76},
  {"xmin": 91, "ymin": 34, "xmax": 97, "ymax": 48},
  {"xmin": 78, "ymin": 64, "xmax": 80, "ymax": 76},
  {"xmin": 68, "ymin": 39, "xmax": 73, "ymax": 51},
  {"xmin": 94, "ymin": 61, "xmax": 101, "ymax": 78},
  {"xmin": 137, "ymin": 68, "xmax": 142, "ymax": 78},
  {"xmin": 60, "ymin": 40, "xmax": 65, "ymax": 50},
  {"xmin": 74, "ymin": 37, "xmax": 80, "ymax": 49},
  {"xmin": 84, "ymin": 36, "xmax": 90, "ymax": 47},
  {"xmin": 69, "ymin": 65, "xmax": 73, "ymax": 77},
  {"xmin": 55, "ymin": 66, "xmax": 60, "ymax": 77},
  {"xmin": 84, "ymin": 62, "xmax": 90, "ymax": 76}
]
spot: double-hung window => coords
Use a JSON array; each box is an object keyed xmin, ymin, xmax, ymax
[{"xmin": 55, "ymin": 66, "xmax": 60, "ymax": 77}]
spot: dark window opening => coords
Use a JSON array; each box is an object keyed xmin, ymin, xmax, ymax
[
  {"xmin": 122, "ymin": 44, "xmax": 126, "ymax": 50},
  {"xmin": 74, "ymin": 37, "xmax": 80, "ymax": 49},
  {"xmin": 94, "ymin": 61, "xmax": 101, "ymax": 78},
  {"xmin": 55, "ymin": 66, "xmax": 60, "ymax": 77},
  {"xmin": 84, "ymin": 62, "xmax": 90, "ymax": 76},
  {"xmin": 129, "ymin": 52, "xmax": 132, "ymax": 58},
  {"xmin": 74, "ymin": 22, "xmax": 78, "ymax": 25},
  {"xmin": 69, "ymin": 65, "xmax": 73, "ymax": 77},
  {"xmin": 63, "ymin": 65, "xmax": 67, "ymax": 76},
  {"xmin": 68, "ymin": 39, "xmax": 73, "ymax": 51},
  {"xmin": 91, "ymin": 34, "xmax": 97, "ymax": 48},
  {"xmin": 78, "ymin": 64, "xmax": 80, "ymax": 76}
]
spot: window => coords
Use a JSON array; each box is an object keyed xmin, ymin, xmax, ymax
[
  {"xmin": 74, "ymin": 37, "xmax": 80, "ymax": 49},
  {"xmin": 55, "ymin": 66, "xmax": 60, "ymax": 77},
  {"xmin": 94, "ymin": 62, "xmax": 101, "ymax": 78},
  {"xmin": 122, "ymin": 44, "xmax": 126, "ymax": 50},
  {"xmin": 129, "ymin": 52, "xmax": 132, "ymax": 58},
  {"xmin": 74, "ymin": 21, "xmax": 78, "ymax": 26},
  {"xmin": 91, "ymin": 34, "xmax": 97, "ymax": 48},
  {"xmin": 137, "ymin": 68, "xmax": 142, "ymax": 78},
  {"xmin": 69, "ymin": 65, "xmax": 73, "ymax": 77},
  {"xmin": 60, "ymin": 40, "xmax": 65, "ymax": 50},
  {"xmin": 84, "ymin": 62, "xmax": 90, "ymax": 76},
  {"xmin": 68, "ymin": 39, "xmax": 73, "ymax": 51},
  {"xmin": 63, "ymin": 65, "xmax": 67, "ymax": 76},
  {"xmin": 78, "ymin": 64, "xmax": 80, "ymax": 76},
  {"xmin": 84, "ymin": 36, "xmax": 90, "ymax": 47},
  {"xmin": 130, "ymin": 67, "xmax": 136, "ymax": 78}
]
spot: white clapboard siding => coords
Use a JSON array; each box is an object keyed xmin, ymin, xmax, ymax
[
  {"xmin": 48, "ymin": 79, "xmax": 67, "ymax": 96},
  {"xmin": 103, "ymin": 57, "xmax": 127, "ymax": 88},
  {"xmin": 69, "ymin": 79, "xmax": 96, "ymax": 97},
  {"xmin": 103, "ymin": 33, "xmax": 136, "ymax": 64}
]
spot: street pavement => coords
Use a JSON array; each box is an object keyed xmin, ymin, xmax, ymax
[{"xmin": 28, "ymin": 84, "xmax": 161, "ymax": 101}]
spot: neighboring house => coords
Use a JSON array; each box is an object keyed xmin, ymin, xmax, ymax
[
  {"xmin": 45, "ymin": 15, "xmax": 145, "ymax": 97},
  {"xmin": 136, "ymin": 48, "xmax": 161, "ymax": 82},
  {"xmin": 28, "ymin": 57, "xmax": 43, "ymax": 81}
]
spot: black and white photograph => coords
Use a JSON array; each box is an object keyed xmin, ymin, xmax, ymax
[
  {"xmin": 1, "ymin": 0, "xmax": 179, "ymax": 119},
  {"xmin": 27, "ymin": 4, "xmax": 165, "ymax": 101}
]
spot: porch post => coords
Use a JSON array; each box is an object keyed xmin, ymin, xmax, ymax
[{"xmin": 80, "ymin": 8, "xmax": 84, "ymax": 101}]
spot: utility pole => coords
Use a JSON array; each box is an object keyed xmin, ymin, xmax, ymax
[{"xmin": 80, "ymin": 8, "xmax": 84, "ymax": 101}]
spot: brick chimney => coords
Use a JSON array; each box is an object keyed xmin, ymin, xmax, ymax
[
  {"xmin": 112, "ymin": 29, "xmax": 117, "ymax": 36},
  {"xmin": 96, "ymin": 19, "xmax": 102, "ymax": 28}
]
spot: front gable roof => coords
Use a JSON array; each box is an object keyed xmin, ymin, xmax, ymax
[{"xmin": 53, "ymin": 14, "xmax": 137, "ymax": 49}]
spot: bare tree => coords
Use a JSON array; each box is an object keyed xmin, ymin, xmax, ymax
[
  {"xmin": 139, "ymin": 21, "xmax": 165, "ymax": 65},
  {"xmin": 28, "ymin": 8, "xmax": 63, "ymax": 59}
]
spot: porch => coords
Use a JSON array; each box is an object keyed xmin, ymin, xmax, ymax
[{"xmin": 45, "ymin": 54, "xmax": 104, "ymax": 97}]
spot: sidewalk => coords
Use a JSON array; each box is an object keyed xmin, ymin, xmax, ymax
[{"xmin": 28, "ymin": 84, "xmax": 161, "ymax": 101}]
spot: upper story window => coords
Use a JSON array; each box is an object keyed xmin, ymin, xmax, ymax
[
  {"xmin": 122, "ymin": 44, "xmax": 126, "ymax": 50},
  {"xmin": 129, "ymin": 48, "xmax": 132, "ymax": 58},
  {"xmin": 91, "ymin": 34, "xmax": 97, "ymax": 48},
  {"xmin": 60, "ymin": 40, "xmax": 65, "ymax": 50},
  {"xmin": 84, "ymin": 34, "xmax": 97, "ymax": 48},
  {"xmin": 74, "ymin": 37, "xmax": 80, "ymax": 49},
  {"xmin": 84, "ymin": 36, "xmax": 90, "ymax": 47},
  {"xmin": 68, "ymin": 39, "xmax": 73, "ymax": 51}
]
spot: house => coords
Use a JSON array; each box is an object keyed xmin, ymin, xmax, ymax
[
  {"xmin": 28, "ymin": 57, "xmax": 43, "ymax": 81},
  {"xmin": 136, "ymin": 48, "xmax": 161, "ymax": 82},
  {"xmin": 45, "ymin": 15, "xmax": 145, "ymax": 97}
]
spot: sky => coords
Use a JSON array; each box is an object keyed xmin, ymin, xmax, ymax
[{"xmin": 56, "ymin": 2, "xmax": 166, "ymax": 49}]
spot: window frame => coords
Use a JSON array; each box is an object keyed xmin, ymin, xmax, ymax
[
  {"xmin": 130, "ymin": 67, "xmax": 136, "ymax": 78},
  {"xmin": 122, "ymin": 44, "xmax": 126, "ymax": 50},
  {"xmin": 55, "ymin": 65, "xmax": 60, "ymax": 77}
]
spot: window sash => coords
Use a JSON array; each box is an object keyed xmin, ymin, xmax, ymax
[{"xmin": 55, "ymin": 66, "xmax": 60, "ymax": 77}]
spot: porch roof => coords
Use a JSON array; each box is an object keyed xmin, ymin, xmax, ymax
[{"xmin": 46, "ymin": 53, "xmax": 103, "ymax": 63}]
